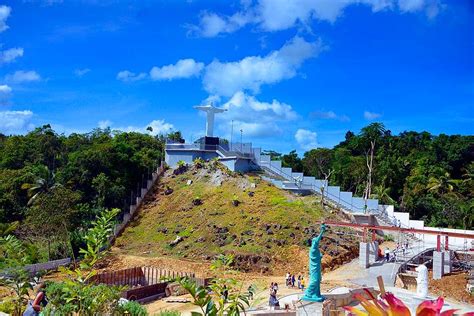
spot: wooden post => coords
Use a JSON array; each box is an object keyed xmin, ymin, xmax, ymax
[{"xmin": 377, "ymin": 275, "xmax": 385, "ymax": 296}]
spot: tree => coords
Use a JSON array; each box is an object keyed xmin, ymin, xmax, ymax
[
  {"xmin": 21, "ymin": 165, "xmax": 61, "ymax": 206},
  {"xmin": 26, "ymin": 187, "xmax": 80, "ymax": 260},
  {"xmin": 281, "ymin": 150, "xmax": 303, "ymax": 172},
  {"xmin": 360, "ymin": 123, "xmax": 386, "ymax": 212},
  {"xmin": 426, "ymin": 171, "xmax": 459, "ymax": 196}
]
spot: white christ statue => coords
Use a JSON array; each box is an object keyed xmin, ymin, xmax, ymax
[{"xmin": 194, "ymin": 105, "xmax": 227, "ymax": 137}]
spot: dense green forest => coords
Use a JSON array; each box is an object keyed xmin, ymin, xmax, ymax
[
  {"xmin": 0, "ymin": 123, "xmax": 472, "ymax": 263},
  {"xmin": 269, "ymin": 123, "xmax": 474, "ymax": 229},
  {"xmin": 0, "ymin": 125, "xmax": 169, "ymax": 261}
]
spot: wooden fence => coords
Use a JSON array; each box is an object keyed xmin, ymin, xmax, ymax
[
  {"xmin": 90, "ymin": 266, "xmax": 196, "ymax": 287},
  {"xmin": 24, "ymin": 258, "xmax": 71, "ymax": 275},
  {"xmin": 89, "ymin": 266, "xmax": 212, "ymax": 302}
]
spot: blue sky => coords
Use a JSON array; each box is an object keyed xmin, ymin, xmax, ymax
[{"xmin": 0, "ymin": 0, "xmax": 472, "ymax": 153}]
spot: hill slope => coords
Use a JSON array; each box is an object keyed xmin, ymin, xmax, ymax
[{"xmin": 112, "ymin": 163, "xmax": 358, "ymax": 274}]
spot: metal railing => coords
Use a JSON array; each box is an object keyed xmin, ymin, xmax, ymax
[
  {"xmin": 260, "ymin": 158, "xmax": 373, "ymax": 214},
  {"xmin": 165, "ymin": 143, "xmax": 257, "ymax": 160}
]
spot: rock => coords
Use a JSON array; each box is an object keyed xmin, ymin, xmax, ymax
[
  {"xmin": 158, "ymin": 227, "xmax": 168, "ymax": 234},
  {"xmin": 186, "ymin": 179, "xmax": 193, "ymax": 185},
  {"xmin": 250, "ymin": 183, "xmax": 256, "ymax": 189},
  {"xmin": 266, "ymin": 229, "xmax": 274, "ymax": 235},
  {"xmin": 192, "ymin": 198, "xmax": 202, "ymax": 206},
  {"xmin": 274, "ymin": 224, "xmax": 282, "ymax": 230},
  {"xmin": 289, "ymin": 232, "xmax": 295, "ymax": 238},
  {"xmin": 173, "ymin": 229, "xmax": 181, "ymax": 234},
  {"xmin": 247, "ymin": 191, "xmax": 255, "ymax": 197},
  {"xmin": 243, "ymin": 230, "xmax": 254, "ymax": 236},
  {"xmin": 164, "ymin": 187, "xmax": 173, "ymax": 195},
  {"xmin": 169, "ymin": 236, "xmax": 183, "ymax": 247},
  {"xmin": 197, "ymin": 237, "xmax": 206, "ymax": 243}
]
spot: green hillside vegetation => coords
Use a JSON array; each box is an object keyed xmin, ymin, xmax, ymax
[
  {"xmin": 114, "ymin": 161, "xmax": 358, "ymax": 273},
  {"xmin": 272, "ymin": 123, "xmax": 474, "ymax": 229}
]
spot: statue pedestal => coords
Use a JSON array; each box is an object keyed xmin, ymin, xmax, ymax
[{"xmin": 297, "ymin": 300, "xmax": 330, "ymax": 316}]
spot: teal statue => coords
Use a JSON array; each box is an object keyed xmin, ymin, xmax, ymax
[{"xmin": 302, "ymin": 223, "xmax": 327, "ymax": 302}]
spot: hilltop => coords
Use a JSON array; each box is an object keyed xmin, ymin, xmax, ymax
[{"xmin": 109, "ymin": 161, "xmax": 359, "ymax": 274}]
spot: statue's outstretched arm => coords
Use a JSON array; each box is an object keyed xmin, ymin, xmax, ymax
[{"xmin": 312, "ymin": 224, "xmax": 327, "ymax": 244}]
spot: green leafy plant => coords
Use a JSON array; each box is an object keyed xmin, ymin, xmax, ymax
[
  {"xmin": 43, "ymin": 208, "xmax": 123, "ymax": 315},
  {"xmin": 157, "ymin": 311, "xmax": 181, "ymax": 316},
  {"xmin": 0, "ymin": 235, "xmax": 34, "ymax": 316},
  {"xmin": 231, "ymin": 195, "xmax": 239, "ymax": 207},
  {"xmin": 193, "ymin": 157, "xmax": 205, "ymax": 169},
  {"xmin": 174, "ymin": 160, "xmax": 188, "ymax": 175},
  {"xmin": 177, "ymin": 253, "xmax": 254, "ymax": 316},
  {"xmin": 116, "ymin": 300, "xmax": 148, "ymax": 316}
]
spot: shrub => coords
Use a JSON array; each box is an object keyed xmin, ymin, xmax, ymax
[
  {"xmin": 231, "ymin": 195, "xmax": 240, "ymax": 207},
  {"xmin": 174, "ymin": 161, "xmax": 188, "ymax": 175},
  {"xmin": 193, "ymin": 157, "xmax": 205, "ymax": 169},
  {"xmin": 157, "ymin": 311, "xmax": 181, "ymax": 316},
  {"xmin": 117, "ymin": 300, "xmax": 148, "ymax": 316}
]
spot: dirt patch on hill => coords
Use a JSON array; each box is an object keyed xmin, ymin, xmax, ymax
[{"xmin": 429, "ymin": 271, "xmax": 473, "ymax": 305}]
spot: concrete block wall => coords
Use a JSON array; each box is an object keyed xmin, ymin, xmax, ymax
[{"xmin": 113, "ymin": 166, "xmax": 165, "ymax": 238}]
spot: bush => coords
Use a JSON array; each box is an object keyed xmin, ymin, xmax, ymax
[
  {"xmin": 231, "ymin": 195, "xmax": 240, "ymax": 207},
  {"xmin": 0, "ymin": 299, "xmax": 14, "ymax": 314},
  {"xmin": 157, "ymin": 310, "xmax": 181, "ymax": 316},
  {"xmin": 174, "ymin": 161, "xmax": 188, "ymax": 175},
  {"xmin": 383, "ymin": 234, "xmax": 394, "ymax": 241},
  {"xmin": 193, "ymin": 157, "xmax": 205, "ymax": 168},
  {"xmin": 117, "ymin": 300, "xmax": 148, "ymax": 316}
]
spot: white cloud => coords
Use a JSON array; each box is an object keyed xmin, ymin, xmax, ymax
[
  {"xmin": 0, "ymin": 5, "xmax": 11, "ymax": 33},
  {"xmin": 74, "ymin": 68, "xmax": 91, "ymax": 77},
  {"xmin": 215, "ymin": 91, "xmax": 298, "ymax": 138},
  {"xmin": 295, "ymin": 129, "xmax": 318, "ymax": 151},
  {"xmin": 190, "ymin": 0, "xmax": 443, "ymax": 37},
  {"xmin": 0, "ymin": 85, "xmax": 12, "ymax": 94},
  {"xmin": 0, "ymin": 47, "xmax": 23, "ymax": 64},
  {"xmin": 398, "ymin": 0, "xmax": 443, "ymax": 18},
  {"xmin": 311, "ymin": 110, "xmax": 350, "ymax": 122},
  {"xmin": 112, "ymin": 119, "xmax": 174, "ymax": 136},
  {"xmin": 116, "ymin": 70, "xmax": 147, "ymax": 82},
  {"xmin": 0, "ymin": 110, "xmax": 34, "ymax": 135},
  {"xmin": 5, "ymin": 70, "xmax": 41, "ymax": 83},
  {"xmin": 203, "ymin": 36, "xmax": 323, "ymax": 96},
  {"xmin": 364, "ymin": 111, "xmax": 382, "ymax": 120},
  {"xmin": 98, "ymin": 120, "xmax": 112, "ymax": 129},
  {"xmin": 150, "ymin": 59, "xmax": 204, "ymax": 80},
  {"xmin": 189, "ymin": 10, "xmax": 255, "ymax": 37}
]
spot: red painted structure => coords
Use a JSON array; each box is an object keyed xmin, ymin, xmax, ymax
[{"xmin": 322, "ymin": 220, "xmax": 474, "ymax": 251}]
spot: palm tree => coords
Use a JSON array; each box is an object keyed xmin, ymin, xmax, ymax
[
  {"xmin": 426, "ymin": 172, "xmax": 460, "ymax": 195},
  {"xmin": 371, "ymin": 184, "xmax": 396, "ymax": 205},
  {"xmin": 21, "ymin": 166, "xmax": 61, "ymax": 206}
]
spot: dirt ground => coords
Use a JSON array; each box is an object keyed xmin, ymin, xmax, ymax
[{"xmin": 429, "ymin": 271, "xmax": 473, "ymax": 305}]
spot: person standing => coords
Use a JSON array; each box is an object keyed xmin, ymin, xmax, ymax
[
  {"xmin": 291, "ymin": 274, "xmax": 296, "ymax": 287},
  {"xmin": 23, "ymin": 283, "xmax": 47, "ymax": 316},
  {"xmin": 297, "ymin": 275, "xmax": 301, "ymax": 289}
]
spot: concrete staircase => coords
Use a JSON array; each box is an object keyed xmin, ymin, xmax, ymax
[{"xmin": 258, "ymin": 155, "xmax": 385, "ymax": 214}]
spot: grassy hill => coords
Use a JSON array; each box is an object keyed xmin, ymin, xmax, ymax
[{"xmin": 113, "ymin": 162, "xmax": 358, "ymax": 274}]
